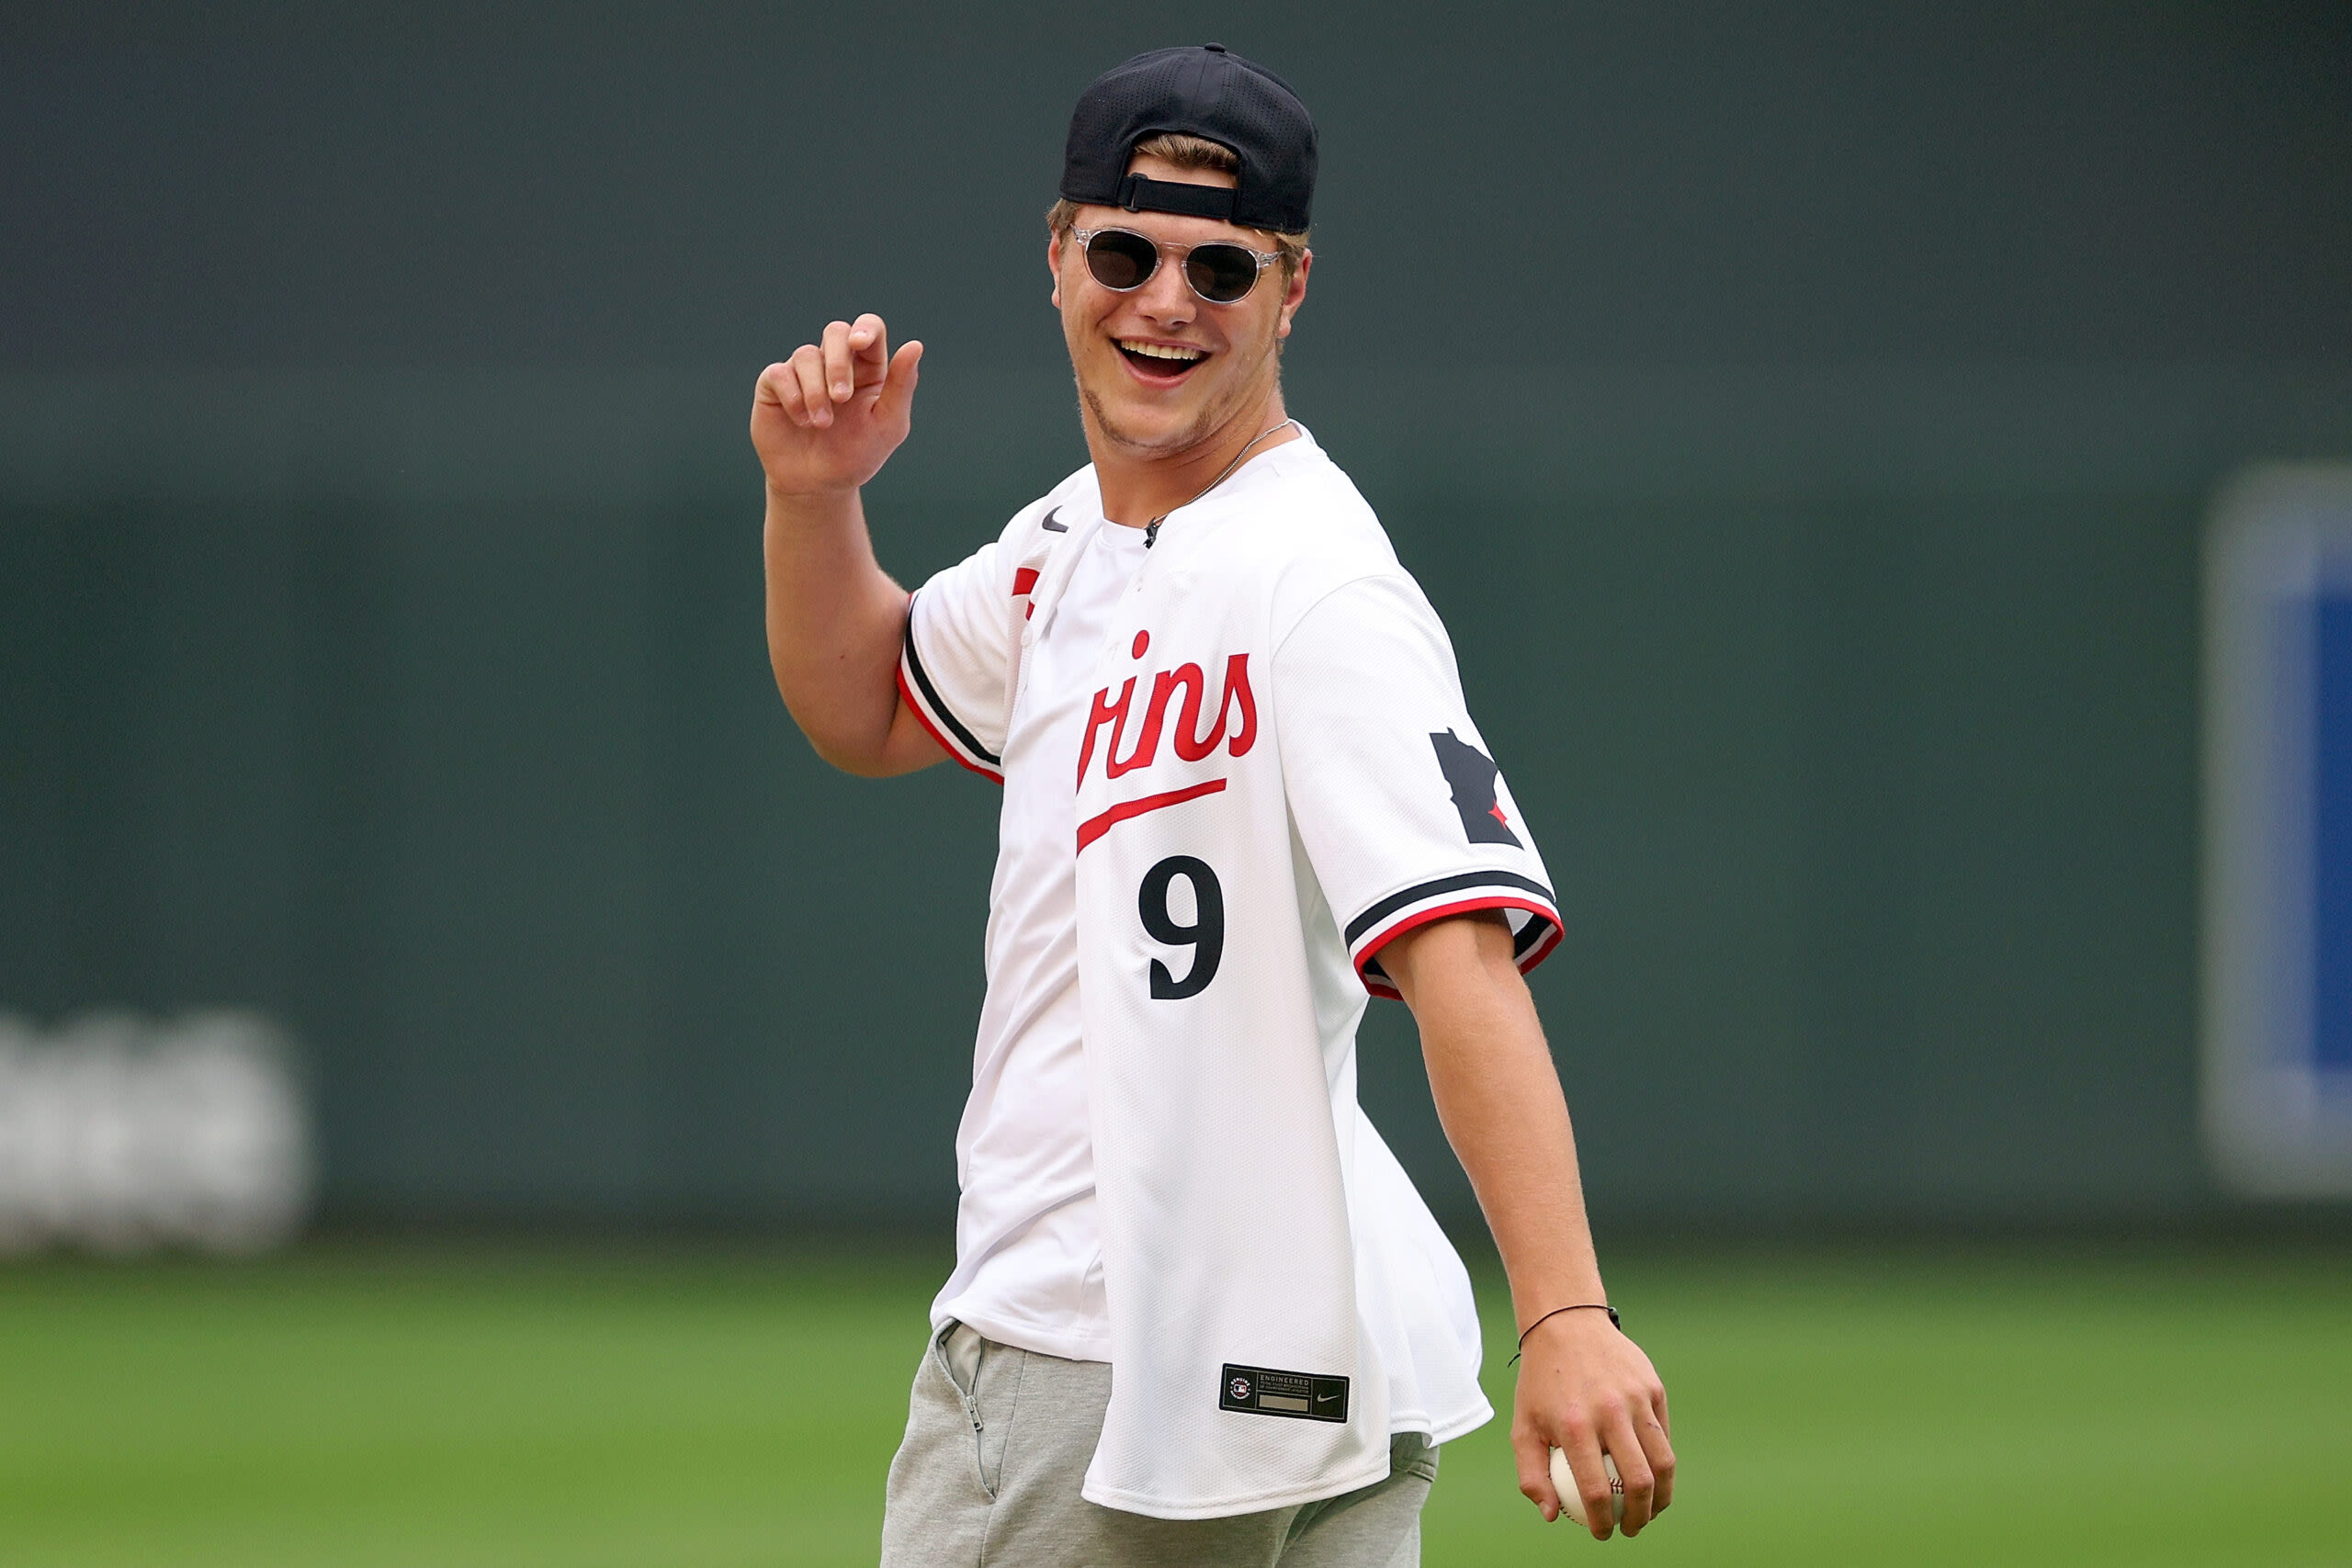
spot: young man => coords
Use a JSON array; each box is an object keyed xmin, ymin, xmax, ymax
[{"xmin": 753, "ymin": 44, "xmax": 1672, "ymax": 1564}]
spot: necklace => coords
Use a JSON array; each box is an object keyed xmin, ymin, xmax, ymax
[{"xmin": 1142, "ymin": 419, "xmax": 1298, "ymax": 548}]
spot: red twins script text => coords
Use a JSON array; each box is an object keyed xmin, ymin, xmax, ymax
[{"xmin": 1078, "ymin": 648, "xmax": 1257, "ymax": 789}]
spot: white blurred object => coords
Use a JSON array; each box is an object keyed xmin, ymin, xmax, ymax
[
  {"xmin": 0, "ymin": 1010, "xmax": 313, "ymax": 1256},
  {"xmin": 0, "ymin": 1015, "xmax": 42, "ymax": 1254}
]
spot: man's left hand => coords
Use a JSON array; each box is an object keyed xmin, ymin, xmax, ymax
[{"xmin": 1511, "ymin": 1306, "xmax": 1674, "ymax": 1539}]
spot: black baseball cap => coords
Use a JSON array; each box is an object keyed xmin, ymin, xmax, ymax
[{"xmin": 1060, "ymin": 44, "xmax": 1317, "ymax": 235}]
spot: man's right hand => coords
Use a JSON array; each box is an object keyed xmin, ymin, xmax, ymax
[{"xmin": 752, "ymin": 313, "xmax": 923, "ymax": 497}]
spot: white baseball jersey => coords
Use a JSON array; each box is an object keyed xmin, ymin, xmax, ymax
[
  {"xmin": 899, "ymin": 426, "xmax": 1562, "ymax": 1519},
  {"xmin": 923, "ymin": 521, "xmax": 1147, "ymax": 1364}
]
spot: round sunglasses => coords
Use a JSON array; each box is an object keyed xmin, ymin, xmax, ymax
[{"xmin": 1070, "ymin": 226, "xmax": 1283, "ymax": 306}]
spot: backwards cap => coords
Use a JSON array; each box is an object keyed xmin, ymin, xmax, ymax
[{"xmin": 1060, "ymin": 44, "xmax": 1317, "ymax": 234}]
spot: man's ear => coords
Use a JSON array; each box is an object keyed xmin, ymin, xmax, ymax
[
  {"xmin": 1047, "ymin": 233, "xmax": 1065, "ymax": 310},
  {"xmin": 1275, "ymin": 249, "xmax": 1311, "ymax": 340}
]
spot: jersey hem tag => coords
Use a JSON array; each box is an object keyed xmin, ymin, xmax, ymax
[{"xmin": 1220, "ymin": 1364, "xmax": 1350, "ymax": 1422}]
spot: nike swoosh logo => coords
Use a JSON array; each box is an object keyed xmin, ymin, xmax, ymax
[
  {"xmin": 1041, "ymin": 506, "xmax": 1068, "ymax": 533},
  {"xmin": 1316, "ymin": 1392, "xmax": 1340, "ymax": 1402}
]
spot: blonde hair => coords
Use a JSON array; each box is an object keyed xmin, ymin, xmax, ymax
[{"xmin": 1048, "ymin": 132, "xmax": 1310, "ymax": 282}]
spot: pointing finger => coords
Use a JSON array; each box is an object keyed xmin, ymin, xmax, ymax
[{"xmin": 820, "ymin": 320, "xmax": 855, "ymax": 403}]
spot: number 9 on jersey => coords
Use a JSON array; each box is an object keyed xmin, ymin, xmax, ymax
[{"xmin": 1139, "ymin": 856, "xmax": 1224, "ymax": 999}]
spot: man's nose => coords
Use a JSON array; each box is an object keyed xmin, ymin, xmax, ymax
[{"xmin": 1133, "ymin": 253, "xmax": 1196, "ymax": 323}]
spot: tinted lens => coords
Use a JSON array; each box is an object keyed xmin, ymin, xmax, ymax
[
  {"xmin": 1083, "ymin": 230, "xmax": 1158, "ymax": 291},
  {"xmin": 1185, "ymin": 243, "xmax": 1261, "ymax": 304}
]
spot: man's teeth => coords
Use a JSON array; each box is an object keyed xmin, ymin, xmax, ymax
[{"xmin": 1120, "ymin": 341, "xmax": 1204, "ymax": 363}]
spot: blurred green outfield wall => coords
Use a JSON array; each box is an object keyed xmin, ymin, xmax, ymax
[
  {"xmin": 8, "ymin": 367, "xmax": 2351, "ymax": 1227},
  {"xmin": 6, "ymin": 1, "xmax": 2349, "ymax": 1227}
]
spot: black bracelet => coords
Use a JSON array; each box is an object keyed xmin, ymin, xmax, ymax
[{"xmin": 1508, "ymin": 1303, "xmax": 1620, "ymax": 1365}]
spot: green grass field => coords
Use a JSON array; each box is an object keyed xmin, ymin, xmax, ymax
[{"xmin": 2, "ymin": 1242, "xmax": 2346, "ymax": 1567}]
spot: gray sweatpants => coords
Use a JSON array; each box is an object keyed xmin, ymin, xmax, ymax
[{"xmin": 879, "ymin": 1323, "xmax": 1438, "ymax": 1568}]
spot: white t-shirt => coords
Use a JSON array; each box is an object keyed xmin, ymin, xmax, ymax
[{"xmin": 927, "ymin": 515, "xmax": 1151, "ymax": 1362}]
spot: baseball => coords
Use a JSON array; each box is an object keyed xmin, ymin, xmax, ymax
[{"xmin": 1548, "ymin": 1448, "xmax": 1624, "ymax": 1529}]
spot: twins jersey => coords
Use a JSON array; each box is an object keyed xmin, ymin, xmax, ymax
[{"xmin": 899, "ymin": 426, "xmax": 1562, "ymax": 1519}]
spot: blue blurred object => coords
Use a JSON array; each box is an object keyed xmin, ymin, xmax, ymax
[{"xmin": 2204, "ymin": 465, "xmax": 2352, "ymax": 1194}]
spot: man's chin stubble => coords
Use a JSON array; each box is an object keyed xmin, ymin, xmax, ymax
[
  {"xmin": 1080, "ymin": 381, "xmax": 1220, "ymax": 458},
  {"xmin": 1076, "ymin": 362, "xmax": 1278, "ymax": 461}
]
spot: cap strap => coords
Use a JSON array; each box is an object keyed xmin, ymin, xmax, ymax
[{"xmin": 1116, "ymin": 172, "xmax": 1238, "ymax": 221}]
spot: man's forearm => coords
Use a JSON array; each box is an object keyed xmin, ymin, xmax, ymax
[
  {"xmin": 763, "ymin": 483, "xmax": 921, "ymax": 774},
  {"xmin": 1381, "ymin": 914, "xmax": 1605, "ymax": 1329}
]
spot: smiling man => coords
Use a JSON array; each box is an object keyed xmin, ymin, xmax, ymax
[{"xmin": 752, "ymin": 44, "xmax": 1673, "ymax": 1565}]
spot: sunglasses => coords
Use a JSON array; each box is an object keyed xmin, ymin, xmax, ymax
[{"xmin": 1070, "ymin": 226, "xmax": 1283, "ymax": 306}]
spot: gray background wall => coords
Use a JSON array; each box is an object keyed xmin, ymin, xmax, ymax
[{"xmin": 5, "ymin": 2, "xmax": 2349, "ymax": 1230}]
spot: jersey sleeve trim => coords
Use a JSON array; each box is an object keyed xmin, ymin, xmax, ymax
[
  {"xmin": 1346, "ymin": 871, "xmax": 1563, "ymax": 999},
  {"xmin": 899, "ymin": 594, "xmax": 1004, "ymax": 783}
]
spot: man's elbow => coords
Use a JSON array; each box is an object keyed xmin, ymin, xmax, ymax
[
  {"xmin": 796, "ymin": 699, "xmax": 937, "ymax": 779},
  {"xmin": 767, "ymin": 689, "xmax": 883, "ymax": 777},
  {"xmin": 809, "ymin": 736, "xmax": 899, "ymax": 778},
  {"xmin": 784, "ymin": 712, "xmax": 891, "ymax": 777}
]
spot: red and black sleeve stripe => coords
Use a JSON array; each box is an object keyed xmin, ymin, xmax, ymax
[
  {"xmin": 1346, "ymin": 871, "xmax": 1563, "ymax": 998},
  {"xmin": 896, "ymin": 595, "xmax": 1004, "ymax": 783}
]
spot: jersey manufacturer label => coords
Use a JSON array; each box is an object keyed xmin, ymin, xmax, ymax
[{"xmin": 1218, "ymin": 1363, "xmax": 1350, "ymax": 1422}]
